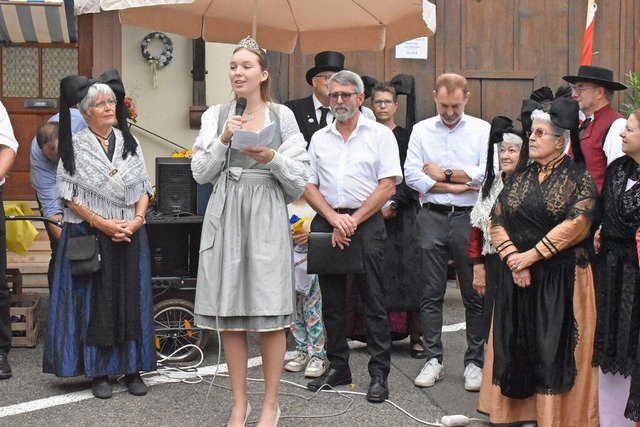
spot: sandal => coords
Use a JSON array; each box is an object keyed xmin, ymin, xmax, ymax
[{"xmin": 410, "ymin": 339, "xmax": 428, "ymax": 359}]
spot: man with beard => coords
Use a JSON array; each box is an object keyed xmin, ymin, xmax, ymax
[
  {"xmin": 562, "ymin": 65, "xmax": 627, "ymax": 192},
  {"xmin": 304, "ymin": 70, "xmax": 402, "ymax": 403},
  {"xmin": 404, "ymin": 73, "xmax": 490, "ymax": 392}
]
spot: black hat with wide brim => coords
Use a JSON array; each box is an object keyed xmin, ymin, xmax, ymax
[
  {"xmin": 305, "ymin": 51, "xmax": 345, "ymax": 85},
  {"xmin": 562, "ymin": 65, "xmax": 627, "ymax": 91}
]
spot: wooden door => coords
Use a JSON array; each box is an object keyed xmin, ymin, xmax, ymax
[
  {"xmin": 276, "ymin": 0, "xmax": 638, "ymax": 125},
  {"xmin": 0, "ymin": 14, "xmax": 92, "ymax": 201},
  {"xmin": 1, "ymin": 47, "xmax": 76, "ymax": 201}
]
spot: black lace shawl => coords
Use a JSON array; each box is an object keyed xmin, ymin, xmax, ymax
[
  {"xmin": 593, "ymin": 155, "xmax": 640, "ymax": 420},
  {"xmin": 491, "ymin": 156, "xmax": 596, "ymax": 396}
]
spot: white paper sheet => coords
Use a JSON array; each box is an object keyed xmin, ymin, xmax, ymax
[{"xmin": 230, "ymin": 121, "xmax": 276, "ymax": 150}]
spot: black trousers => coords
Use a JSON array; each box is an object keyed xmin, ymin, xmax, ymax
[
  {"xmin": 0, "ymin": 188, "xmax": 11, "ymax": 353},
  {"xmin": 312, "ymin": 212, "xmax": 391, "ymax": 377}
]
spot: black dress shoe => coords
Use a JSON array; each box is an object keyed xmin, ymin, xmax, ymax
[
  {"xmin": 410, "ymin": 339, "xmax": 428, "ymax": 359},
  {"xmin": 92, "ymin": 376, "xmax": 112, "ymax": 399},
  {"xmin": 0, "ymin": 352, "xmax": 11, "ymax": 380},
  {"xmin": 307, "ymin": 367, "xmax": 352, "ymax": 391},
  {"xmin": 124, "ymin": 373, "xmax": 148, "ymax": 396},
  {"xmin": 366, "ymin": 374, "xmax": 389, "ymax": 403}
]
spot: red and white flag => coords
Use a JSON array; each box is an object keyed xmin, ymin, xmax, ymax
[{"xmin": 581, "ymin": 0, "xmax": 598, "ymax": 65}]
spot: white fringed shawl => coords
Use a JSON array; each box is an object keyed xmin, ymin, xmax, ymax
[
  {"xmin": 469, "ymin": 175, "xmax": 504, "ymax": 255},
  {"xmin": 57, "ymin": 127, "xmax": 153, "ymax": 223}
]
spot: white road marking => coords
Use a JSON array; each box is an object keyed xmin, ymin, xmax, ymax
[{"xmin": 0, "ymin": 324, "xmax": 466, "ymax": 418}]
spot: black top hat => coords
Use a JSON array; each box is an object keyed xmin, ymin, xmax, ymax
[
  {"xmin": 305, "ymin": 51, "xmax": 345, "ymax": 85},
  {"xmin": 562, "ymin": 65, "xmax": 627, "ymax": 91}
]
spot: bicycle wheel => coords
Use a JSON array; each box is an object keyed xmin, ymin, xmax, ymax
[{"xmin": 153, "ymin": 298, "xmax": 208, "ymax": 362}]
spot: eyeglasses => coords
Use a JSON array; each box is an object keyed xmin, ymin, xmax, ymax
[
  {"xmin": 527, "ymin": 128, "xmax": 562, "ymax": 139},
  {"xmin": 89, "ymin": 98, "xmax": 117, "ymax": 109},
  {"xmin": 570, "ymin": 84, "xmax": 596, "ymax": 94},
  {"xmin": 372, "ymin": 100, "xmax": 395, "ymax": 107},
  {"xmin": 328, "ymin": 92, "xmax": 358, "ymax": 102},
  {"xmin": 313, "ymin": 74, "xmax": 334, "ymax": 81}
]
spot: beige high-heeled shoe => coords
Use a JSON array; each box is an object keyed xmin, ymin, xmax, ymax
[
  {"xmin": 227, "ymin": 402, "xmax": 251, "ymax": 427},
  {"xmin": 274, "ymin": 406, "xmax": 280, "ymax": 427},
  {"xmin": 243, "ymin": 403, "xmax": 252, "ymax": 427}
]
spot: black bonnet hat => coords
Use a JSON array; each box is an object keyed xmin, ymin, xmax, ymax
[
  {"xmin": 305, "ymin": 51, "xmax": 345, "ymax": 85},
  {"xmin": 544, "ymin": 97, "xmax": 580, "ymax": 130},
  {"xmin": 562, "ymin": 65, "xmax": 627, "ymax": 91},
  {"xmin": 59, "ymin": 68, "xmax": 137, "ymax": 175},
  {"xmin": 535, "ymin": 97, "xmax": 585, "ymax": 164},
  {"xmin": 518, "ymin": 85, "xmax": 573, "ymax": 133},
  {"xmin": 481, "ymin": 116, "xmax": 528, "ymax": 199}
]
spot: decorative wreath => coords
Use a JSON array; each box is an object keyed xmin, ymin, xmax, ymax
[{"xmin": 140, "ymin": 32, "xmax": 173, "ymax": 68}]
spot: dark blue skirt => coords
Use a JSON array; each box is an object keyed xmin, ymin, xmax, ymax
[{"xmin": 43, "ymin": 222, "xmax": 156, "ymax": 378}]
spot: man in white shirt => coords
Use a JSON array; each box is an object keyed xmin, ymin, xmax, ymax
[
  {"xmin": 0, "ymin": 101, "xmax": 18, "ymax": 379},
  {"xmin": 404, "ymin": 73, "xmax": 490, "ymax": 392},
  {"xmin": 304, "ymin": 70, "xmax": 402, "ymax": 403}
]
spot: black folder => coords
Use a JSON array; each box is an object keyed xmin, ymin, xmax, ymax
[{"xmin": 307, "ymin": 231, "xmax": 364, "ymax": 275}]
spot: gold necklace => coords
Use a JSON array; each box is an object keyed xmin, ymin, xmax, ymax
[{"xmin": 244, "ymin": 105, "xmax": 264, "ymax": 122}]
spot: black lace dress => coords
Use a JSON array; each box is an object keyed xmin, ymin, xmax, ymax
[
  {"xmin": 593, "ymin": 155, "xmax": 640, "ymax": 421},
  {"xmin": 478, "ymin": 155, "xmax": 599, "ymax": 426}
]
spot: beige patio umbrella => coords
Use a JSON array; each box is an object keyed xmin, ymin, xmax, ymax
[
  {"xmin": 115, "ymin": 0, "xmax": 436, "ymax": 54},
  {"xmin": 74, "ymin": 0, "xmax": 194, "ymax": 15}
]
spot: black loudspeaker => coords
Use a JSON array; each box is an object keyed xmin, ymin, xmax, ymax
[
  {"xmin": 155, "ymin": 157, "xmax": 197, "ymax": 215},
  {"xmin": 196, "ymin": 183, "xmax": 213, "ymax": 215}
]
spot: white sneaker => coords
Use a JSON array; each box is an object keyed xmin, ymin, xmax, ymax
[
  {"xmin": 304, "ymin": 356, "xmax": 326, "ymax": 378},
  {"xmin": 284, "ymin": 352, "xmax": 309, "ymax": 372},
  {"xmin": 414, "ymin": 358, "xmax": 444, "ymax": 388},
  {"xmin": 463, "ymin": 363, "xmax": 482, "ymax": 391}
]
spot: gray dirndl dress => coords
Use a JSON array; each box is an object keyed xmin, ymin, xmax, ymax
[{"xmin": 194, "ymin": 106, "xmax": 294, "ymax": 332}]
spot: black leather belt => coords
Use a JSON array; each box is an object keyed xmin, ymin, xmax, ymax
[
  {"xmin": 423, "ymin": 203, "xmax": 473, "ymax": 213},
  {"xmin": 335, "ymin": 208, "xmax": 358, "ymax": 214}
]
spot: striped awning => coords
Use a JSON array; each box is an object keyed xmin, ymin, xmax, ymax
[{"xmin": 0, "ymin": 0, "xmax": 77, "ymax": 44}]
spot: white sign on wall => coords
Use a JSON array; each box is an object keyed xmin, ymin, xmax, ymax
[{"xmin": 395, "ymin": 37, "xmax": 428, "ymax": 60}]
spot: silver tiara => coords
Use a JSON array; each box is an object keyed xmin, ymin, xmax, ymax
[{"xmin": 236, "ymin": 36, "xmax": 264, "ymax": 56}]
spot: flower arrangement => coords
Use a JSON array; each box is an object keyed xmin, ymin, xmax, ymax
[
  {"xmin": 124, "ymin": 95, "xmax": 138, "ymax": 123},
  {"xmin": 171, "ymin": 149, "xmax": 192, "ymax": 158}
]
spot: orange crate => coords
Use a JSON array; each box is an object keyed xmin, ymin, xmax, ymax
[{"xmin": 10, "ymin": 293, "xmax": 40, "ymax": 347}]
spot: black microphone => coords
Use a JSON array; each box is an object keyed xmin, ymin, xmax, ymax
[
  {"xmin": 226, "ymin": 97, "xmax": 247, "ymax": 148},
  {"xmin": 235, "ymin": 97, "xmax": 247, "ymax": 116}
]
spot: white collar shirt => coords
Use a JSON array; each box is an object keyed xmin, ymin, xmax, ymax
[
  {"xmin": 0, "ymin": 102, "xmax": 18, "ymax": 187},
  {"xmin": 308, "ymin": 113, "xmax": 402, "ymax": 209},
  {"xmin": 312, "ymin": 93, "xmax": 333, "ymax": 125},
  {"xmin": 404, "ymin": 113, "xmax": 491, "ymax": 207}
]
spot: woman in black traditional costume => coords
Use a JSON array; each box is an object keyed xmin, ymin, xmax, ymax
[
  {"xmin": 477, "ymin": 98, "xmax": 599, "ymax": 426},
  {"xmin": 43, "ymin": 69, "xmax": 156, "ymax": 399},
  {"xmin": 593, "ymin": 108, "xmax": 640, "ymax": 425},
  {"xmin": 468, "ymin": 116, "xmax": 528, "ymax": 341}
]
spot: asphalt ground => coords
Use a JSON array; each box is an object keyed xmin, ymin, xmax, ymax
[{"xmin": 0, "ymin": 282, "xmax": 489, "ymax": 426}]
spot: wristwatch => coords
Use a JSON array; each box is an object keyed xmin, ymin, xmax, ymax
[
  {"xmin": 444, "ymin": 169, "xmax": 453, "ymax": 183},
  {"xmin": 389, "ymin": 201, "xmax": 397, "ymax": 210}
]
